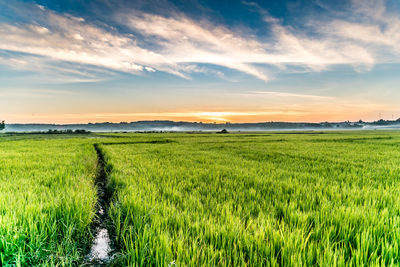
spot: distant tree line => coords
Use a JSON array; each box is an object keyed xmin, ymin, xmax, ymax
[
  {"xmin": 45, "ymin": 129, "xmax": 91, "ymax": 134},
  {"xmin": 0, "ymin": 120, "xmax": 4, "ymax": 131}
]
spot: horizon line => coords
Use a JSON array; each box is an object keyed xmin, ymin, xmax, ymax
[{"xmin": 4, "ymin": 118, "xmax": 398, "ymax": 125}]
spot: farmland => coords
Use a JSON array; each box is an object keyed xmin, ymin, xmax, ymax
[
  {"xmin": 0, "ymin": 137, "xmax": 98, "ymax": 265},
  {"xmin": 1, "ymin": 131, "xmax": 400, "ymax": 266}
]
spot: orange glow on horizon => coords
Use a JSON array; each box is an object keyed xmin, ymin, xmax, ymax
[{"xmin": 3, "ymin": 108, "xmax": 397, "ymax": 124}]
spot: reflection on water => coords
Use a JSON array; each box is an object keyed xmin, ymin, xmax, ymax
[{"xmin": 89, "ymin": 227, "xmax": 111, "ymax": 261}]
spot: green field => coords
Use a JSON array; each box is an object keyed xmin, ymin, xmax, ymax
[
  {"xmin": 0, "ymin": 138, "xmax": 97, "ymax": 265},
  {"xmin": 1, "ymin": 131, "xmax": 400, "ymax": 266}
]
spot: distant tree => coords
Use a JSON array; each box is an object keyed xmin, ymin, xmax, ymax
[
  {"xmin": 0, "ymin": 120, "xmax": 5, "ymax": 131},
  {"xmin": 217, "ymin": 129, "xmax": 228, "ymax": 134},
  {"xmin": 74, "ymin": 129, "xmax": 90, "ymax": 134}
]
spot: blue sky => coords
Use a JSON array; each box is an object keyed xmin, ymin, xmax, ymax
[{"xmin": 0, "ymin": 0, "xmax": 399, "ymax": 123}]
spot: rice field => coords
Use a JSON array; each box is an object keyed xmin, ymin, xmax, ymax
[
  {"xmin": 0, "ymin": 138, "xmax": 98, "ymax": 266},
  {"xmin": 2, "ymin": 131, "xmax": 400, "ymax": 266},
  {"xmin": 103, "ymin": 132, "xmax": 400, "ymax": 266}
]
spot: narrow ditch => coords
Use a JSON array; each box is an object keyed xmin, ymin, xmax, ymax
[
  {"xmin": 84, "ymin": 140, "xmax": 171, "ymax": 265},
  {"xmin": 84, "ymin": 144, "xmax": 116, "ymax": 266}
]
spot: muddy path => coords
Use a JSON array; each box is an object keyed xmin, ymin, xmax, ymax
[{"xmin": 84, "ymin": 144, "xmax": 117, "ymax": 266}]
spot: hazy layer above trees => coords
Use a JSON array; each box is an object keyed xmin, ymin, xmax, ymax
[{"xmin": 3, "ymin": 119, "xmax": 400, "ymax": 132}]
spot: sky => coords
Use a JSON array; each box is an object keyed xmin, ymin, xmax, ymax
[{"xmin": 0, "ymin": 0, "xmax": 399, "ymax": 124}]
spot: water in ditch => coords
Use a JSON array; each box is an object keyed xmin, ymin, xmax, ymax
[{"xmin": 85, "ymin": 144, "xmax": 115, "ymax": 266}]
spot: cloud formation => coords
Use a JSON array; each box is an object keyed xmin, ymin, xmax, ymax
[
  {"xmin": 0, "ymin": 0, "xmax": 398, "ymax": 81},
  {"xmin": 325, "ymin": 0, "xmax": 400, "ymax": 60},
  {"xmin": 242, "ymin": 91, "xmax": 332, "ymax": 100},
  {"xmin": 0, "ymin": 6, "xmax": 161, "ymax": 74}
]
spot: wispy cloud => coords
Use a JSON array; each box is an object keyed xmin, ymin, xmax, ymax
[
  {"xmin": 0, "ymin": 0, "xmax": 398, "ymax": 82},
  {"xmin": 241, "ymin": 91, "xmax": 333, "ymax": 100},
  {"xmin": 0, "ymin": 88, "xmax": 77, "ymax": 98},
  {"xmin": 323, "ymin": 0, "xmax": 400, "ymax": 61},
  {"xmin": 0, "ymin": 4, "xmax": 162, "ymax": 79},
  {"xmin": 0, "ymin": 53, "xmax": 112, "ymax": 83},
  {"xmin": 118, "ymin": 12, "xmax": 271, "ymax": 80}
]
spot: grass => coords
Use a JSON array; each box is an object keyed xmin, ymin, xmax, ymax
[
  {"xmin": 102, "ymin": 131, "xmax": 400, "ymax": 266},
  {"xmin": 0, "ymin": 138, "xmax": 98, "ymax": 266},
  {"xmin": 1, "ymin": 131, "xmax": 400, "ymax": 266}
]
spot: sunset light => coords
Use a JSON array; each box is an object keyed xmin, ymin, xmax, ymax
[{"xmin": 0, "ymin": 0, "xmax": 400, "ymax": 124}]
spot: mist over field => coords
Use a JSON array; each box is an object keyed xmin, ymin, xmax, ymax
[{"xmin": 4, "ymin": 120, "xmax": 400, "ymax": 133}]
